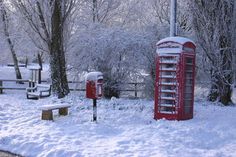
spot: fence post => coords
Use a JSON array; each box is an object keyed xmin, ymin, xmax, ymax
[
  {"xmin": 25, "ymin": 57, "xmax": 28, "ymax": 67},
  {"xmin": 38, "ymin": 70, "xmax": 41, "ymax": 84},
  {"xmin": 134, "ymin": 83, "xmax": 137, "ymax": 98},
  {"xmin": 0, "ymin": 80, "xmax": 2, "ymax": 94}
]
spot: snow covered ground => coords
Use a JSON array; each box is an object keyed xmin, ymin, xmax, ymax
[{"xmin": 0, "ymin": 66, "xmax": 236, "ymax": 157}]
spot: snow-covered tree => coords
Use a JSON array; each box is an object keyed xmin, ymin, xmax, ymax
[
  {"xmin": 0, "ymin": 0, "xmax": 22, "ymax": 80},
  {"xmin": 69, "ymin": 24, "xmax": 153, "ymax": 98},
  {"xmin": 232, "ymin": 1, "xmax": 236, "ymax": 85},
  {"xmin": 189, "ymin": 0, "xmax": 234, "ymax": 105},
  {"xmin": 13, "ymin": 0, "xmax": 76, "ymax": 98},
  {"xmin": 76, "ymin": 0, "xmax": 123, "ymax": 25}
]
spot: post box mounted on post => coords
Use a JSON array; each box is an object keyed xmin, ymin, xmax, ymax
[
  {"xmin": 85, "ymin": 72, "xmax": 103, "ymax": 122},
  {"xmin": 154, "ymin": 36, "xmax": 196, "ymax": 121}
]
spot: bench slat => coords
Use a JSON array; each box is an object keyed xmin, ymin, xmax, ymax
[
  {"xmin": 41, "ymin": 104, "xmax": 71, "ymax": 111},
  {"xmin": 37, "ymin": 84, "xmax": 51, "ymax": 88},
  {"xmin": 27, "ymin": 92, "xmax": 40, "ymax": 96}
]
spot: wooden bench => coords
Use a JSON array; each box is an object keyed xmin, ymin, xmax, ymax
[
  {"xmin": 41, "ymin": 104, "xmax": 71, "ymax": 120},
  {"xmin": 26, "ymin": 84, "xmax": 51, "ymax": 99}
]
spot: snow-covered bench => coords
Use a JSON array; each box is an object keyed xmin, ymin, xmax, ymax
[
  {"xmin": 26, "ymin": 84, "xmax": 51, "ymax": 99},
  {"xmin": 41, "ymin": 104, "xmax": 71, "ymax": 120}
]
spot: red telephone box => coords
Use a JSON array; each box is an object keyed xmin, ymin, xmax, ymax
[
  {"xmin": 154, "ymin": 37, "xmax": 196, "ymax": 120},
  {"xmin": 86, "ymin": 72, "xmax": 103, "ymax": 99}
]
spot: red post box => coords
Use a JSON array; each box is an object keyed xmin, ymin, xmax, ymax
[
  {"xmin": 154, "ymin": 37, "xmax": 196, "ymax": 120},
  {"xmin": 86, "ymin": 72, "xmax": 103, "ymax": 99},
  {"xmin": 86, "ymin": 72, "xmax": 103, "ymax": 122}
]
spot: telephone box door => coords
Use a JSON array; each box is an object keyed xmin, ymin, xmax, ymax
[{"xmin": 180, "ymin": 54, "xmax": 195, "ymax": 119}]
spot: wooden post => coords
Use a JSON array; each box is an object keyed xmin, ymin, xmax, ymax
[
  {"xmin": 29, "ymin": 81, "xmax": 32, "ymax": 88},
  {"xmin": 0, "ymin": 80, "xmax": 2, "ymax": 94},
  {"xmin": 38, "ymin": 69, "xmax": 41, "ymax": 84},
  {"xmin": 93, "ymin": 99, "xmax": 97, "ymax": 122},
  {"xmin": 29, "ymin": 81, "xmax": 35, "ymax": 89},
  {"xmin": 38, "ymin": 53, "xmax": 42, "ymax": 84},
  {"xmin": 25, "ymin": 57, "xmax": 28, "ymax": 67},
  {"xmin": 134, "ymin": 83, "xmax": 137, "ymax": 98}
]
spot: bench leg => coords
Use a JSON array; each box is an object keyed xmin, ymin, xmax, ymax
[
  {"xmin": 27, "ymin": 94, "xmax": 39, "ymax": 100},
  {"xmin": 59, "ymin": 107, "xmax": 68, "ymax": 116},
  {"xmin": 42, "ymin": 110, "xmax": 53, "ymax": 120}
]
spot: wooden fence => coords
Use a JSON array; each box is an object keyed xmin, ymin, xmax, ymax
[
  {"xmin": 0, "ymin": 79, "xmax": 29, "ymax": 94},
  {"xmin": 66, "ymin": 81, "xmax": 145, "ymax": 98},
  {"xmin": 0, "ymin": 79, "xmax": 145, "ymax": 98}
]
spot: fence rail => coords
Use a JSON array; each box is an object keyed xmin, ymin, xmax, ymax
[
  {"xmin": 0, "ymin": 79, "xmax": 145, "ymax": 98},
  {"xmin": 67, "ymin": 82, "xmax": 145, "ymax": 98}
]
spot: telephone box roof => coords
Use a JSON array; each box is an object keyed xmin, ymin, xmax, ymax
[
  {"xmin": 156, "ymin": 36, "xmax": 196, "ymax": 54},
  {"xmin": 157, "ymin": 36, "xmax": 195, "ymax": 46}
]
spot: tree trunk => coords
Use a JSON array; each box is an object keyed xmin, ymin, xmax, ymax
[
  {"xmin": 208, "ymin": 37, "xmax": 233, "ymax": 105},
  {"xmin": 208, "ymin": 68, "xmax": 232, "ymax": 105},
  {"xmin": 92, "ymin": 0, "xmax": 98, "ymax": 22},
  {"xmin": 8, "ymin": 40, "xmax": 23, "ymax": 80},
  {"xmin": 50, "ymin": 0, "xmax": 69, "ymax": 98},
  {"xmin": 218, "ymin": 46, "xmax": 233, "ymax": 105},
  {"xmin": 232, "ymin": 1, "xmax": 236, "ymax": 86},
  {"xmin": 207, "ymin": 70, "xmax": 219, "ymax": 102},
  {"xmin": 37, "ymin": 53, "xmax": 43, "ymax": 84},
  {"xmin": 1, "ymin": 0, "xmax": 22, "ymax": 80}
]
